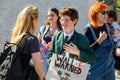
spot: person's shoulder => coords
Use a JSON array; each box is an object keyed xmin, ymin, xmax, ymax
[
  {"xmin": 39, "ymin": 25, "xmax": 46, "ymax": 31},
  {"xmin": 53, "ymin": 30, "xmax": 64, "ymax": 40},
  {"xmin": 83, "ymin": 23, "xmax": 91, "ymax": 33},
  {"xmin": 40, "ymin": 25, "xmax": 46, "ymax": 28},
  {"xmin": 75, "ymin": 31, "xmax": 88, "ymax": 41},
  {"xmin": 54, "ymin": 30, "xmax": 63, "ymax": 36},
  {"xmin": 20, "ymin": 34, "xmax": 38, "ymax": 46},
  {"xmin": 26, "ymin": 34, "xmax": 38, "ymax": 41},
  {"xmin": 39, "ymin": 25, "xmax": 49, "ymax": 34},
  {"xmin": 112, "ymin": 22, "xmax": 120, "ymax": 30},
  {"xmin": 78, "ymin": 32, "xmax": 87, "ymax": 38}
]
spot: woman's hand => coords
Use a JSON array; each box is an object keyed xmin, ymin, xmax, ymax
[
  {"xmin": 97, "ymin": 31, "xmax": 107, "ymax": 44},
  {"xmin": 63, "ymin": 43, "xmax": 80, "ymax": 57}
]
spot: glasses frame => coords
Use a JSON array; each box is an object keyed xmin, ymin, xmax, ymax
[{"xmin": 59, "ymin": 18, "xmax": 72, "ymax": 23}]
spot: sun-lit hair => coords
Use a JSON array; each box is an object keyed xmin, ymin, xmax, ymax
[
  {"xmin": 88, "ymin": 2, "xmax": 109, "ymax": 28},
  {"xmin": 59, "ymin": 6, "xmax": 78, "ymax": 21},
  {"xmin": 11, "ymin": 5, "xmax": 39, "ymax": 43},
  {"xmin": 59, "ymin": 6, "xmax": 78, "ymax": 26}
]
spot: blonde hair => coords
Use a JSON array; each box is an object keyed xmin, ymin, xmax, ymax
[{"xmin": 11, "ymin": 5, "xmax": 39, "ymax": 43}]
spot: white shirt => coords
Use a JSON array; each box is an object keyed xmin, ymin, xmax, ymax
[
  {"xmin": 64, "ymin": 30, "xmax": 74, "ymax": 41},
  {"xmin": 112, "ymin": 22, "xmax": 120, "ymax": 30},
  {"xmin": 63, "ymin": 30, "xmax": 74, "ymax": 58},
  {"xmin": 112, "ymin": 22, "xmax": 120, "ymax": 46}
]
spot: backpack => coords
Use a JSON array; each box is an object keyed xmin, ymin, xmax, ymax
[
  {"xmin": 0, "ymin": 41, "xmax": 22, "ymax": 80},
  {"xmin": 0, "ymin": 34, "xmax": 29, "ymax": 80}
]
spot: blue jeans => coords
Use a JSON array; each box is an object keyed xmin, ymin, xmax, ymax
[
  {"xmin": 88, "ymin": 39, "xmax": 115, "ymax": 80},
  {"xmin": 89, "ymin": 70, "xmax": 115, "ymax": 80}
]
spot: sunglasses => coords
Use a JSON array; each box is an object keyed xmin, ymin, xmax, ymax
[{"xmin": 99, "ymin": 10, "xmax": 108, "ymax": 15}]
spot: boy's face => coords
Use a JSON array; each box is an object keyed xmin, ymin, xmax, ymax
[{"xmin": 60, "ymin": 15, "xmax": 77, "ymax": 33}]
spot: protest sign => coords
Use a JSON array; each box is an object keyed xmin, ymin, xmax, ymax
[{"xmin": 46, "ymin": 54, "xmax": 90, "ymax": 80}]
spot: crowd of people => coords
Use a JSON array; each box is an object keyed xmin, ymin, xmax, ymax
[{"xmin": 8, "ymin": 1, "xmax": 120, "ymax": 80}]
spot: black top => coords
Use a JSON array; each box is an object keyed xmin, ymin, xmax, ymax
[
  {"xmin": 19, "ymin": 33, "xmax": 39, "ymax": 71},
  {"xmin": 39, "ymin": 26, "xmax": 61, "ymax": 44},
  {"xmin": 43, "ymin": 27, "xmax": 53, "ymax": 44},
  {"xmin": 84, "ymin": 24, "xmax": 110, "ymax": 51}
]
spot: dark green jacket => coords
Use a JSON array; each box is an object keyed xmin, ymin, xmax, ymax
[{"xmin": 47, "ymin": 30, "xmax": 96, "ymax": 63}]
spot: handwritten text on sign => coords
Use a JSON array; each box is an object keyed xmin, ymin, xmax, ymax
[{"xmin": 46, "ymin": 54, "xmax": 90, "ymax": 80}]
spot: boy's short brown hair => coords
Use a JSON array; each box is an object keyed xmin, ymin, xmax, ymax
[{"xmin": 59, "ymin": 7, "xmax": 78, "ymax": 21}]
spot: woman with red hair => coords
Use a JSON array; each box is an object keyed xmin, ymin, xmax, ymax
[{"xmin": 84, "ymin": 2, "xmax": 115, "ymax": 80}]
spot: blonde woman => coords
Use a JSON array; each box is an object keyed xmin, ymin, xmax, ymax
[{"xmin": 10, "ymin": 5, "xmax": 45, "ymax": 80}]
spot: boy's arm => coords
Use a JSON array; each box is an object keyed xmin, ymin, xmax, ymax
[{"xmin": 78, "ymin": 37, "xmax": 96, "ymax": 62}]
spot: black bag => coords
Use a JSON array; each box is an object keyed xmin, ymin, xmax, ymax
[{"xmin": 0, "ymin": 41, "xmax": 22, "ymax": 80}]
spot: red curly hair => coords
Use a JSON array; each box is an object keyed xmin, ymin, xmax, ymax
[{"xmin": 88, "ymin": 2, "xmax": 109, "ymax": 28}]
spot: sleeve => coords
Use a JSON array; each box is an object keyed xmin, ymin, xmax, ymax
[
  {"xmin": 112, "ymin": 22, "xmax": 120, "ymax": 30},
  {"xmin": 29, "ymin": 36, "xmax": 40, "ymax": 53},
  {"xmin": 77, "ymin": 35, "xmax": 96, "ymax": 62}
]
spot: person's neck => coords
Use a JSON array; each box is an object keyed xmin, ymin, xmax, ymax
[
  {"xmin": 49, "ymin": 23, "xmax": 57, "ymax": 30},
  {"xmin": 49, "ymin": 23, "xmax": 58, "ymax": 34},
  {"xmin": 29, "ymin": 28, "xmax": 34, "ymax": 34},
  {"xmin": 97, "ymin": 22, "xmax": 104, "ymax": 27},
  {"xmin": 65, "ymin": 29, "xmax": 73, "ymax": 35}
]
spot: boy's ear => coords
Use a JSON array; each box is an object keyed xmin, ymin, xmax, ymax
[{"xmin": 74, "ymin": 19, "xmax": 78, "ymax": 24}]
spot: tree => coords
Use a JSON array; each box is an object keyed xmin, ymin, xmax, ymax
[{"xmin": 116, "ymin": 0, "xmax": 120, "ymax": 11}]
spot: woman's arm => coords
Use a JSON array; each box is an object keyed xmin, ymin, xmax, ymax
[
  {"xmin": 32, "ymin": 52, "xmax": 44, "ymax": 80},
  {"xmin": 37, "ymin": 33, "xmax": 42, "ymax": 43}
]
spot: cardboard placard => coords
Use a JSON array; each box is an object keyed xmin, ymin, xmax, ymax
[{"xmin": 46, "ymin": 54, "xmax": 90, "ymax": 80}]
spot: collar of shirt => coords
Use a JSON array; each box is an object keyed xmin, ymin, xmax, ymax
[{"xmin": 64, "ymin": 30, "xmax": 74, "ymax": 41}]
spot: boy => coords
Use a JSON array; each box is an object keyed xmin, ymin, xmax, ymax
[{"xmin": 47, "ymin": 7, "xmax": 96, "ymax": 63}]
